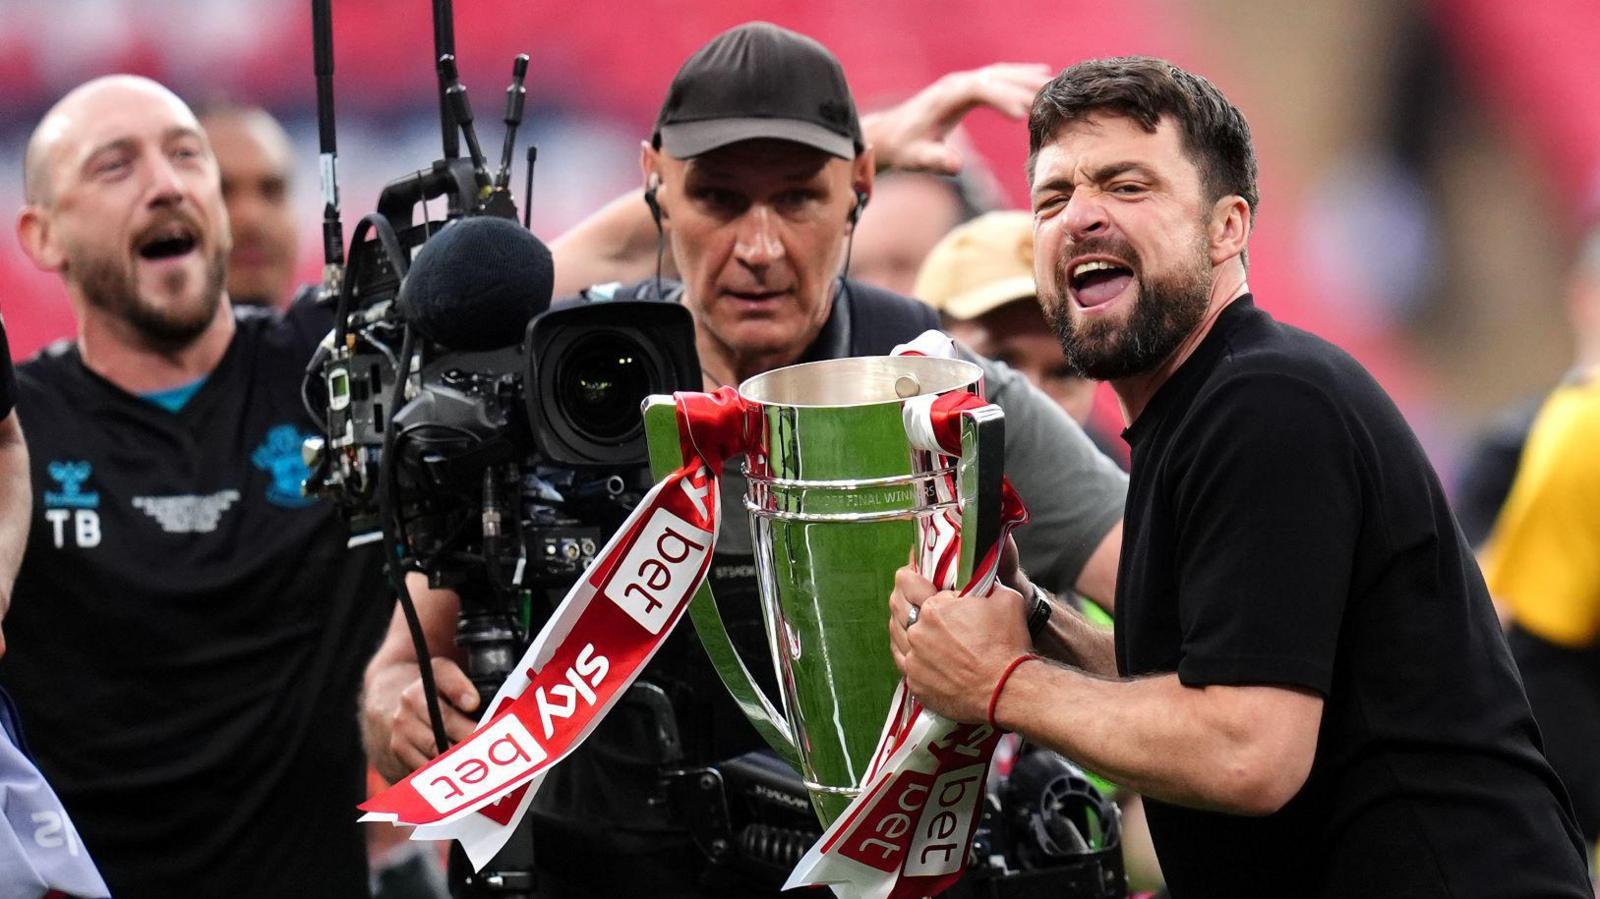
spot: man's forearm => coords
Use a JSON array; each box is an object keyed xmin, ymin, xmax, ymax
[
  {"xmin": 549, "ymin": 189, "xmax": 670, "ymax": 298},
  {"xmin": 360, "ymin": 576, "xmax": 466, "ymax": 783},
  {"xmin": 994, "ymin": 662, "xmax": 1320, "ymax": 816},
  {"xmin": 361, "ymin": 660, "xmax": 418, "ymax": 784}
]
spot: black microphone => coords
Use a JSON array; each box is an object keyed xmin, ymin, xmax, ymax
[{"xmin": 396, "ymin": 216, "xmax": 553, "ymax": 351}]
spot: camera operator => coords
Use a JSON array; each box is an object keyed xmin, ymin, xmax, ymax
[
  {"xmin": 1, "ymin": 75, "xmax": 389, "ymax": 897},
  {"xmin": 363, "ymin": 23, "xmax": 1127, "ymax": 896}
]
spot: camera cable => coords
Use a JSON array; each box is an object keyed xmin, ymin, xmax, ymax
[{"xmin": 378, "ymin": 324, "xmax": 452, "ymax": 755}]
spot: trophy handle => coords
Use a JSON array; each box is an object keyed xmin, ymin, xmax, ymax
[
  {"xmin": 953, "ymin": 404, "xmax": 1006, "ymax": 588},
  {"xmin": 641, "ymin": 396, "xmax": 801, "ymax": 769}
]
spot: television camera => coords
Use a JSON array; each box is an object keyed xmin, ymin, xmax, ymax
[
  {"xmin": 298, "ymin": 1, "xmax": 696, "ymax": 893},
  {"xmin": 298, "ymin": 0, "xmax": 698, "ymax": 692}
]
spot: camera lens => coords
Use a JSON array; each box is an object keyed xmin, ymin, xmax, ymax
[{"xmin": 556, "ymin": 332, "xmax": 653, "ymax": 445}]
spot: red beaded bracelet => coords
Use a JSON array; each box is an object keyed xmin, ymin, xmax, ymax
[{"xmin": 987, "ymin": 653, "xmax": 1042, "ymax": 729}]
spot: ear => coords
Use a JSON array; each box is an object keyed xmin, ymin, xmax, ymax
[
  {"xmin": 16, "ymin": 205, "xmax": 65, "ymax": 274},
  {"xmin": 1207, "ymin": 194, "xmax": 1251, "ymax": 266},
  {"xmin": 848, "ymin": 149, "xmax": 876, "ymax": 233},
  {"xmin": 638, "ymin": 140, "xmax": 655, "ymax": 185}
]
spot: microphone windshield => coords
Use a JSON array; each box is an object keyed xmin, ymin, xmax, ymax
[{"xmin": 397, "ymin": 216, "xmax": 554, "ymax": 351}]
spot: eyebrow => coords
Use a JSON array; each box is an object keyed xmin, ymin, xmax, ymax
[
  {"xmin": 1088, "ymin": 161, "xmax": 1160, "ymax": 184},
  {"xmin": 82, "ymin": 125, "xmax": 205, "ymax": 168},
  {"xmin": 1031, "ymin": 176, "xmax": 1075, "ymax": 201},
  {"xmin": 1032, "ymin": 160, "xmax": 1161, "ymax": 199}
]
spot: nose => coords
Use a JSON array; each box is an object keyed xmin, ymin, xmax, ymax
[
  {"xmin": 143, "ymin": 150, "xmax": 188, "ymax": 209},
  {"xmin": 1061, "ymin": 188, "xmax": 1109, "ymax": 242},
  {"xmin": 732, "ymin": 206, "xmax": 784, "ymax": 270}
]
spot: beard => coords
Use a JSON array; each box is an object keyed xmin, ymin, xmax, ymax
[
  {"xmin": 73, "ymin": 240, "xmax": 227, "ymax": 353},
  {"xmin": 1044, "ymin": 233, "xmax": 1213, "ymax": 381}
]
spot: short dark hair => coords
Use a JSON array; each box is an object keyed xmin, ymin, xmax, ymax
[{"xmin": 1026, "ymin": 57, "xmax": 1259, "ymax": 217}]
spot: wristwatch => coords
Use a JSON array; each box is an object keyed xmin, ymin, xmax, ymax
[{"xmin": 1026, "ymin": 583, "xmax": 1052, "ymax": 637}]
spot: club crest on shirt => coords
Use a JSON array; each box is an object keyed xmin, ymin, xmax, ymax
[
  {"xmin": 43, "ymin": 460, "xmax": 99, "ymax": 509},
  {"xmin": 252, "ymin": 424, "xmax": 318, "ymax": 509}
]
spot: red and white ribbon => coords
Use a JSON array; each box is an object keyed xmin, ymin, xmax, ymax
[
  {"xmin": 360, "ymin": 387, "xmax": 750, "ymax": 868},
  {"xmin": 784, "ymin": 332, "xmax": 1029, "ymax": 899}
]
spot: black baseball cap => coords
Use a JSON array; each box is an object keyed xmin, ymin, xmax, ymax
[{"xmin": 652, "ymin": 22, "xmax": 864, "ymax": 160}]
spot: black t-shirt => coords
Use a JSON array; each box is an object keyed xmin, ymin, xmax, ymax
[
  {"xmin": 0, "ymin": 298, "xmax": 390, "ymax": 898},
  {"xmin": 1116, "ymin": 296, "xmax": 1590, "ymax": 898}
]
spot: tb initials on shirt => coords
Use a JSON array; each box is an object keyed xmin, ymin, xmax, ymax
[
  {"xmin": 42, "ymin": 459, "xmax": 102, "ymax": 549},
  {"xmin": 45, "ymin": 509, "xmax": 100, "ymax": 549}
]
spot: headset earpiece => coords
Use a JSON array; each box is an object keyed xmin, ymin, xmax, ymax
[
  {"xmin": 644, "ymin": 174, "xmax": 663, "ymax": 227},
  {"xmin": 849, "ymin": 189, "xmax": 869, "ymax": 225},
  {"xmin": 645, "ymin": 173, "xmax": 667, "ymax": 300}
]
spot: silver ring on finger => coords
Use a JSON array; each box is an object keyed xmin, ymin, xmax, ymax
[{"xmin": 906, "ymin": 604, "xmax": 921, "ymax": 628}]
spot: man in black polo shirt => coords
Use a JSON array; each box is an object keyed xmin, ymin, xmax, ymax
[
  {"xmin": 890, "ymin": 57, "xmax": 1592, "ymax": 897},
  {"xmin": 2, "ymin": 74, "xmax": 387, "ymax": 897}
]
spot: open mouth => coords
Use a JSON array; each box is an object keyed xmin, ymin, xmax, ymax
[
  {"xmin": 1068, "ymin": 258, "xmax": 1134, "ymax": 309},
  {"xmin": 136, "ymin": 223, "xmax": 199, "ymax": 261}
]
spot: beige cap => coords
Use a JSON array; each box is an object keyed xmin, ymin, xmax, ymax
[{"xmin": 913, "ymin": 210, "xmax": 1039, "ymax": 320}]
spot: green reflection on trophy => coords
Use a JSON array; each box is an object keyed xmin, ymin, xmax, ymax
[{"xmin": 644, "ymin": 354, "xmax": 1003, "ymax": 825}]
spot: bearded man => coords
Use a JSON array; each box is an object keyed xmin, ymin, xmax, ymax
[
  {"xmin": 889, "ymin": 57, "xmax": 1593, "ymax": 898},
  {"xmin": 2, "ymin": 75, "xmax": 387, "ymax": 898}
]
